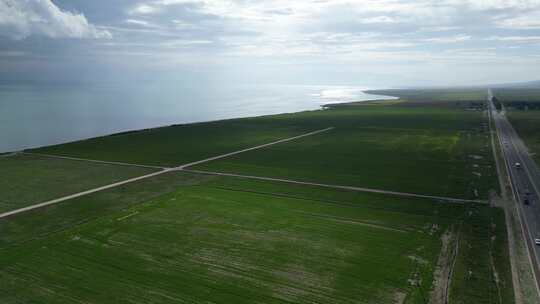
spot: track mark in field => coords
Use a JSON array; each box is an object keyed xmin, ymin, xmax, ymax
[
  {"xmin": 116, "ymin": 211, "xmax": 139, "ymax": 221},
  {"xmin": 294, "ymin": 211, "xmax": 410, "ymax": 233},
  {"xmin": 23, "ymin": 152, "xmax": 168, "ymax": 170}
]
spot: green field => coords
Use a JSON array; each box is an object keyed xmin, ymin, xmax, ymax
[
  {"xmin": 0, "ymin": 154, "xmax": 155, "ymax": 213},
  {"xmin": 507, "ymin": 111, "xmax": 540, "ymax": 164},
  {"xmin": 495, "ymin": 88, "xmax": 540, "ymax": 165},
  {"xmin": 31, "ymin": 116, "xmax": 318, "ymax": 167},
  {"xmin": 0, "ymin": 172, "xmax": 512, "ymax": 303},
  {"xmin": 194, "ymin": 106, "xmax": 497, "ymax": 199},
  {"xmin": 2, "ymin": 91, "xmax": 513, "ymax": 303},
  {"xmin": 29, "ymin": 99, "xmax": 498, "ymax": 200},
  {"xmin": 493, "ymin": 88, "xmax": 540, "ymax": 104}
]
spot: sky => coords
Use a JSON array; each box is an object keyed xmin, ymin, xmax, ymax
[{"xmin": 1, "ymin": 0, "xmax": 540, "ymax": 87}]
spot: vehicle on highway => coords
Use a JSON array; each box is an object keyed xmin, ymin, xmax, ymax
[
  {"xmin": 535, "ymin": 239, "xmax": 540, "ymax": 246},
  {"xmin": 524, "ymin": 195, "xmax": 531, "ymax": 205},
  {"xmin": 515, "ymin": 162, "xmax": 522, "ymax": 169}
]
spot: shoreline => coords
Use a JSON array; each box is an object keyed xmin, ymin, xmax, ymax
[{"xmin": 3, "ymin": 92, "xmax": 396, "ymax": 154}]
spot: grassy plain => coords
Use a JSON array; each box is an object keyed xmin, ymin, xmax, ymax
[
  {"xmin": 495, "ymin": 89, "xmax": 540, "ymax": 164},
  {"xmin": 31, "ymin": 116, "xmax": 317, "ymax": 167},
  {"xmin": 493, "ymin": 88, "xmax": 540, "ymax": 104},
  {"xmin": 0, "ymin": 171, "xmax": 510, "ymax": 304},
  {"xmin": 195, "ymin": 106, "xmax": 497, "ymax": 199},
  {"xmin": 449, "ymin": 205, "xmax": 513, "ymax": 304},
  {"xmin": 2, "ymin": 89, "xmax": 512, "ymax": 303},
  {"xmin": 507, "ymin": 111, "xmax": 540, "ymax": 164},
  {"xmin": 31, "ymin": 96, "xmax": 497, "ymax": 199},
  {"xmin": 0, "ymin": 154, "xmax": 154, "ymax": 213}
]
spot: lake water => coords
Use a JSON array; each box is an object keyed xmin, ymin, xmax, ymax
[{"xmin": 0, "ymin": 83, "xmax": 392, "ymax": 152}]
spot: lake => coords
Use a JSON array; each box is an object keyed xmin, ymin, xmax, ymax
[{"xmin": 0, "ymin": 83, "xmax": 392, "ymax": 153}]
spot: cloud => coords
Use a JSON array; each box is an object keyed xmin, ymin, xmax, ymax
[
  {"xmin": 486, "ymin": 35, "xmax": 540, "ymax": 42},
  {"xmin": 0, "ymin": 0, "xmax": 111, "ymax": 40},
  {"xmin": 423, "ymin": 34, "xmax": 471, "ymax": 43},
  {"xmin": 495, "ymin": 12, "xmax": 540, "ymax": 29}
]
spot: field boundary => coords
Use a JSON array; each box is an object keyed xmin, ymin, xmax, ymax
[
  {"xmin": 0, "ymin": 169, "xmax": 173, "ymax": 219},
  {"xmin": 22, "ymin": 152, "xmax": 169, "ymax": 170},
  {"xmin": 181, "ymin": 169, "xmax": 484, "ymax": 204},
  {"xmin": 176, "ymin": 127, "xmax": 335, "ymax": 169}
]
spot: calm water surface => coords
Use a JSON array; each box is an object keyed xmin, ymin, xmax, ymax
[{"xmin": 0, "ymin": 83, "xmax": 392, "ymax": 152}]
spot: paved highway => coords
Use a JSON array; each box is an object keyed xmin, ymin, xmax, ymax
[{"xmin": 489, "ymin": 89, "xmax": 540, "ymax": 290}]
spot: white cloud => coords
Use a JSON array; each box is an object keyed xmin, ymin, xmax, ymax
[
  {"xmin": 124, "ymin": 19, "xmax": 162, "ymax": 29},
  {"xmin": 129, "ymin": 4, "xmax": 161, "ymax": 15},
  {"xmin": 424, "ymin": 34, "xmax": 471, "ymax": 43},
  {"xmin": 486, "ymin": 35, "xmax": 540, "ymax": 42},
  {"xmin": 496, "ymin": 12, "xmax": 540, "ymax": 29},
  {"xmin": 0, "ymin": 0, "xmax": 111, "ymax": 40},
  {"xmin": 359, "ymin": 16, "xmax": 399, "ymax": 24}
]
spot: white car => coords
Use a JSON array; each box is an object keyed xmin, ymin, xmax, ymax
[
  {"xmin": 535, "ymin": 239, "xmax": 540, "ymax": 246},
  {"xmin": 515, "ymin": 162, "xmax": 522, "ymax": 169}
]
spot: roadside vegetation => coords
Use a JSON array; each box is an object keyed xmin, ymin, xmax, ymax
[
  {"xmin": 495, "ymin": 89, "xmax": 540, "ymax": 165},
  {"xmin": 0, "ymin": 153, "xmax": 155, "ymax": 213}
]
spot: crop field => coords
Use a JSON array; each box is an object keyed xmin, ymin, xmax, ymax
[
  {"xmin": 30, "ymin": 116, "xmax": 319, "ymax": 167},
  {"xmin": 195, "ymin": 106, "xmax": 498, "ymax": 200},
  {"xmin": 493, "ymin": 88, "xmax": 540, "ymax": 103},
  {"xmin": 0, "ymin": 172, "xmax": 511, "ymax": 304},
  {"xmin": 507, "ymin": 110, "xmax": 540, "ymax": 164},
  {"xmin": 3, "ymin": 94, "xmax": 512, "ymax": 303},
  {"xmin": 0, "ymin": 153, "xmax": 154, "ymax": 213}
]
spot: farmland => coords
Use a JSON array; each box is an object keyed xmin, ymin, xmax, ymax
[
  {"xmin": 1, "ymin": 91, "xmax": 514, "ymax": 303},
  {"xmin": 31, "ymin": 116, "xmax": 318, "ymax": 167},
  {"xmin": 506, "ymin": 111, "xmax": 540, "ymax": 165},
  {"xmin": 195, "ymin": 106, "xmax": 497, "ymax": 200},
  {"xmin": 494, "ymin": 89, "xmax": 540, "ymax": 165},
  {"xmin": 32, "ymin": 104, "xmax": 499, "ymax": 200},
  {"xmin": 0, "ymin": 153, "xmax": 155, "ymax": 213},
  {"xmin": 0, "ymin": 172, "xmax": 511, "ymax": 304}
]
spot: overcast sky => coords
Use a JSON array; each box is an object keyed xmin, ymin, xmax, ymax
[{"xmin": 1, "ymin": 0, "xmax": 540, "ymax": 87}]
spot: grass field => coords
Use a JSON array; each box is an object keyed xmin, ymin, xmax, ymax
[
  {"xmin": 30, "ymin": 116, "xmax": 318, "ymax": 167},
  {"xmin": 29, "ymin": 98, "xmax": 498, "ymax": 199},
  {"xmin": 194, "ymin": 106, "xmax": 497, "ymax": 200},
  {"xmin": 3, "ymin": 91, "xmax": 513, "ymax": 303},
  {"xmin": 0, "ymin": 153, "xmax": 155, "ymax": 213},
  {"xmin": 507, "ymin": 111, "xmax": 540, "ymax": 164},
  {"xmin": 449, "ymin": 205, "xmax": 513, "ymax": 304},
  {"xmin": 495, "ymin": 87, "xmax": 540, "ymax": 165},
  {"xmin": 493, "ymin": 88, "xmax": 540, "ymax": 104},
  {"xmin": 0, "ymin": 171, "xmax": 511, "ymax": 304}
]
